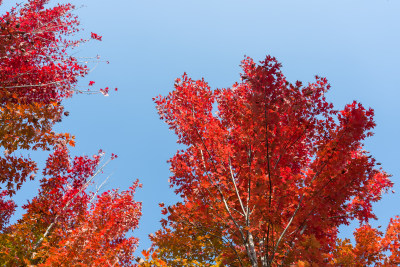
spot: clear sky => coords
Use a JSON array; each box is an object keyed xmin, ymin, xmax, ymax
[{"xmin": 4, "ymin": 0, "xmax": 400, "ymax": 255}]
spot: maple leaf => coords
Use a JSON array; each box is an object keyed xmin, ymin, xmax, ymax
[{"xmin": 90, "ymin": 32, "xmax": 102, "ymax": 41}]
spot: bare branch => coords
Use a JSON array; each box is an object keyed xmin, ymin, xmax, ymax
[{"xmin": 229, "ymin": 157, "xmax": 247, "ymax": 217}]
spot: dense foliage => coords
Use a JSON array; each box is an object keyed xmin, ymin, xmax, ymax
[
  {"xmin": 150, "ymin": 55, "xmax": 399, "ymax": 266},
  {"xmin": 0, "ymin": 1, "xmax": 141, "ymax": 265},
  {"xmin": 0, "ymin": 0, "xmax": 398, "ymax": 266}
]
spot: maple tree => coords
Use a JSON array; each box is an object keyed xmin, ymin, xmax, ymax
[
  {"xmin": 0, "ymin": 147, "xmax": 142, "ymax": 265},
  {"xmin": 0, "ymin": 0, "xmax": 142, "ymax": 265},
  {"xmin": 0, "ymin": 0, "xmax": 106, "ymax": 195},
  {"xmin": 152, "ymin": 55, "xmax": 398, "ymax": 266},
  {"xmin": 331, "ymin": 216, "xmax": 400, "ymax": 266}
]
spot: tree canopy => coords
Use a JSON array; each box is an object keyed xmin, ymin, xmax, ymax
[
  {"xmin": 0, "ymin": 1, "xmax": 141, "ymax": 265},
  {"xmin": 150, "ymin": 55, "xmax": 399, "ymax": 266},
  {"xmin": 0, "ymin": 1, "xmax": 398, "ymax": 266}
]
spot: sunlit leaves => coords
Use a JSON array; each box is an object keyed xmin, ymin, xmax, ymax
[
  {"xmin": 0, "ymin": 148, "xmax": 142, "ymax": 266},
  {"xmin": 331, "ymin": 218, "xmax": 400, "ymax": 266},
  {"xmin": 0, "ymin": 1, "xmax": 142, "ymax": 265},
  {"xmin": 152, "ymin": 55, "xmax": 394, "ymax": 266}
]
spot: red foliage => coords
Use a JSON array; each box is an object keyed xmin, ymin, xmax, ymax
[
  {"xmin": 0, "ymin": 190, "xmax": 16, "ymax": 232},
  {"xmin": 1, "ymin": 148, "xmax": 142, "ymax": 266},
  {"xmin": 0, "ymin": 0, "xmax": 87, "ymax": 104},
  {"xmin": 0, "ymin": 0, "xmax": 96, "ymax": 194},
  {"xmin": 0, "ymin": 1, "xmax": 141, "ymax": 265},
  {"xmin": 153, "ymin": 55, "xmax": 394, "ymax": 266}
]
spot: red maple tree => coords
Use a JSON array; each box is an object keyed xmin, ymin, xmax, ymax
[
  {"xmin": 152, "ymin": 55, "xmax": 397, "ymax": 266},
  {"xmin": 0, "ymin": 147, "xmax": 142, "ymax": 265},
  {"xmin": 0, "ymin": 0, "xmax": 105, "ymax": 195},
  {"xmin": 0, "ymin": 1, "xmax": 142, "ymax": 265}
]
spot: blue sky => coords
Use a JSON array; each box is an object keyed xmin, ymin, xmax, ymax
[{"xmin": 4, "ymin": 0, "xmax": 400, "ymax": 254}]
